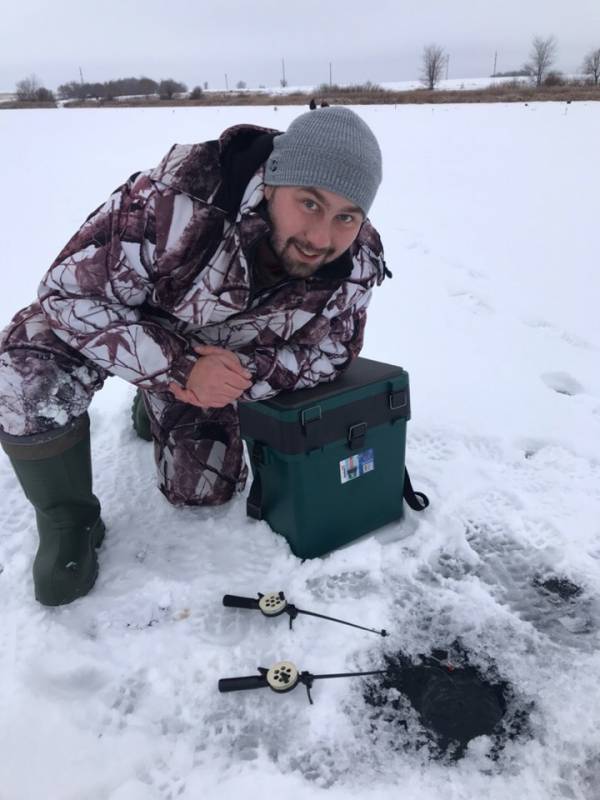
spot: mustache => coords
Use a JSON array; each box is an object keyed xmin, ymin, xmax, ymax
[{"xmin": 288, "ymin": 238, "xmax": 334, "ymax": 257}]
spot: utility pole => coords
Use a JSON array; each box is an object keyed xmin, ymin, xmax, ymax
[
  {"xmin": 79, "ymin": 66, "xmax": 84, "ymax": 84},
  {"xmin": 329, "ymin": 62, "xmax": 333, "ymax": 87},
  {"xmin": 493, "ymin": 51, "xmax": 498, "ymax": 77},
  {"xmin": 281, "ymin": 57, "xmax": 286, "ymax": 86},
  {"xmin": 225, "ymin": 73, "xmax": 229, "ymax": 91},
  {"xmin": 445, "ymin": 55, "xmax": 450, "ymax": 80}
]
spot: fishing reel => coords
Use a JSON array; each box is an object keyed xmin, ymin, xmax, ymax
[
  {"xmin": 218, "ymin": 659, "xmax": 306, "ymax": 698},
  {"xmin": 266, "ymin": 661, "xmax": 300, "ymax": 692},
  {"xmin": 258, "ymin": 592, "xmax": 289, "ymax": 617},
  {"xmin": 223, "ymin": 591, "xmax": 294, "ymax": 620}
]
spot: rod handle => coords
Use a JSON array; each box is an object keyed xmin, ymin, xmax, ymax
[
  {"xmin": 218, "ymin": 675, "xmax": 268, "ymax": 693},
  {"xmin": 222, "ymin": 594, "xmax": 261, "ymax": 610}
]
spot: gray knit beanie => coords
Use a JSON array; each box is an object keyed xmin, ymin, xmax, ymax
[{"xmin": 264, "ymin": 107, "xmax": 382, "ymax": 216}]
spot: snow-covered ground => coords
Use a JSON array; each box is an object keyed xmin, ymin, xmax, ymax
[
  {"xmin": 384, "ymin": 75, "xmax": 529, "ymax": 91},
  {"xmin": 0, "ymin": 102, "xmax": 599, "ymax": 800},
  {"xmin": 218, "ymin": 76, "xmax": 526, "ymax": 94}
]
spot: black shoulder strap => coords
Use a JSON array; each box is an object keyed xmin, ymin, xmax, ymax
[
  {"xmin": 246, "ymin": 442, "xmax": 265, "ymax": 520},
  {"xmin": 403, "ymin": 468, "xmax": 430, "ymax": 511},
  {"xmin": 246, "ymin": 443, "xmax": 429, "ymax": 520}
]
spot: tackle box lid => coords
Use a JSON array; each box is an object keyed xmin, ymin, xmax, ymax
[{"xmin": 239, "ymin": 357, "xmax": 411, "ymax": 454}]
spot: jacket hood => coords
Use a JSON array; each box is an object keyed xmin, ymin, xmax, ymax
[{"xmin": 148, "ymin": 124, "xmax": 279, "ymax": 214}]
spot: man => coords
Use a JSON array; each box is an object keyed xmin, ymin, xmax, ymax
[{"xmin": 0, "ymin": 106, "xmax": 386, "ymax": 606}]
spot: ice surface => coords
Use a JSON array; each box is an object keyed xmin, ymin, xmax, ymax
[{"xmin": 0, "ymin": 102, "xmax": 599, "ymax": 799}]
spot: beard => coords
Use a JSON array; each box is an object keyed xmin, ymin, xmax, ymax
[{"xmin": 269, "ymin": 233, "xmax": 336, "ymax": 278}]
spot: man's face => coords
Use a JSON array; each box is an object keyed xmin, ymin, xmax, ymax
[{"xmin": 264, "ymin": 185, "xmax": 364, "ymax": 278}]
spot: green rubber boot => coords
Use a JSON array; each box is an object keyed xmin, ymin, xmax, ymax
[
  {"xmin": 1, "ymin": 413, "xmax": 104, "ymax": 606},
  {"xmin": 131, "ymin": 389, "xmax": 153, "ymax": 442}
]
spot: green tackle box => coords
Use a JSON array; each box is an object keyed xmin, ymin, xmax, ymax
[{"xmin": 238, "ymin": 357, "xmax": 426, "ymax": 559}]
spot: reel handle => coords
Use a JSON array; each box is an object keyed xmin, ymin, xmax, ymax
[
  {"xmin": 222, "ymin": 594, "xmax": 260, "ymax": 610},
  {"xmin": 218, "ymin": 674, "xmax": 268, "ymax": 693}
]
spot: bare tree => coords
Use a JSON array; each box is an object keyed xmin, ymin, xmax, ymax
[
  {"xmin": 35, "ymin": 87, "xmax": 56, "ymax": 102},
  {"xmin": 16, "ymin": 74, "xmax": 55, "ymax": 102},
  {"xmin": 88, "ymin": 82, "xmax": 105, "ymax": 100},
  {"xmin": 543, "ymin": 70, "xmax": 564, "ymax": 87},
  {"xmin": 137, "ymin": 76, "xmax": 159, "ymax": 96},
  {"xmin": 420, "ymin": 44, "xmax": 447, "ymax": 90},
  {"xmin": 15, "ymin": 74, "xmax": 41, "ymax": 101},
  {"xmin": 582, "ymin": 47, "xmax": 600, "ymax": 85},
  {"xmin": 158, "ymin": 79, "xmax": 187, "ymax": 99},
  {"xmin": 236, "ymin": 80, "xmax": 247, "ymax": 89},
  {"xmin": 57, "ymin": 81, "xmax": 83, "ymax": 100},
  {"xmin": 524, "ymin": 36, "xmax": 557, "ymax": 87}
]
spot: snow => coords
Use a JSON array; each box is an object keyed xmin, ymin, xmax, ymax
[
  {"xmin": 232, "ymin": 76, "xmax": 530, "ymax": 94},
  {"xmin": 380, "ymin": 76, "xmax": 529, "ymax": 91},
  {"xmin": 1, "ymin": 102, "xmax": 599, "ymax": 799}
]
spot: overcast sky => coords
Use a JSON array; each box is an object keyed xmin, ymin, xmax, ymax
[{"xmin": 2, "ymin": 0, "xmax": 599, "ymax": 92}]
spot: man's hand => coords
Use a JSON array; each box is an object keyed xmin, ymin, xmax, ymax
[{"xmin": 169, "ymin": 345, "xmax": 253, "ymax": 408}]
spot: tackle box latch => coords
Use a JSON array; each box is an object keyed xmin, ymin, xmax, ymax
[
  {"xmin": 389, "ymin": 389, "xmax": 408, "ymax": 410},
  {"xmin": 348, "ymin": 422, "xmax": 367, "ymax": 450},
  {"xmin": 300, "ymin": 405, "xmax": 322, "ymax": 436}
]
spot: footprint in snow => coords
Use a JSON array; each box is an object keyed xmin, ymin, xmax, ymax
[
  {"xmin": 444, "ymin": 258, "xmax": 486, "ymax": 280},
  {"xmin": 26, "ymin": 663, "xmax": 109, "ymax": 700},
  {"xmin": 463, "ymin": 519, "xmax": 598, "ymax": 650},
  {"xmin": 98, "ymin": 672, "xmax": 149, "ymax": 735},
  {"xmin": 188, "ymin": 599, "xmax": 252, "ymax": 646},
  {"xmin": 409, "ymin": 430, "xmax": 457, "ymax": 463},
  {"xmin": 401, "ymin": 236, "xmax": 485, "ymax": 282},
  {"xmin": 541, "ymin": 372, "xmax": 584, "ymax": 397},
  {"xmin": 448, "ymin": 289, "xmax": 493, "ymax": 314},
  {"xmin": 305, "ymin": 570, "xmax": 377, "ymax": 601},
  {"xmin": 523, "ymin": 318, "xmax": 597, "ymax": 351}
]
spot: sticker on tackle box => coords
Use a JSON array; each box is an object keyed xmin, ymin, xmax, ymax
[{"xmin": 339, "ymin": 449, "xmax": 375, "ymax": 484}]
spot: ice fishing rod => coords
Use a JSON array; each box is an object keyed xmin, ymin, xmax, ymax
[
  {"xmin": 222, "ymin": 591, "xmax": 388, "ymax": 637},
  {"xmin": 218, "ymin": 660, "xmax": 388, "ymax": 704}
]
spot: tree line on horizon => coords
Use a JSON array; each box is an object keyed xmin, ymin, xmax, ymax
[
  {"xmin": 14, "ymin": 75, "xmax": 199, "ymax": 103},
  {"xmin": 12, "ymin": 36, "xmax": 600, "ymax": 103},
  {"xmin": 421, "ymin": 36, "xmax": 600, "ymax": 90}
]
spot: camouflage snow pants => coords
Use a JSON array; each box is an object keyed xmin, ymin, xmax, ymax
[{"xmin": 0, "ymin": 304, "xmax": 247, "ymax": 506}]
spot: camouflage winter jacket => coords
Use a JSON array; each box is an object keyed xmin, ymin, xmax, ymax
[{"xmin": 38, "ymin": 124, "xmax": 388, "ymax": 401}]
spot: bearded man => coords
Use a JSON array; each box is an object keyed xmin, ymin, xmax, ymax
[{"xmin": 0, "ymin": 106, "xmax": 386, "ymax": 605}]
